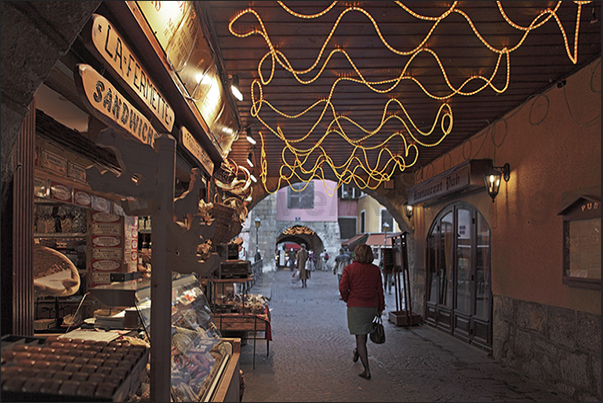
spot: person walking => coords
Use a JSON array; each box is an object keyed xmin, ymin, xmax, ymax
[
  {"xmin": 339, "ymin": 244, "xmax": 385, "ymax": 380},
  {"xmin": 287, "ymin": 249, "xmax": 296, "ymax": 270},
  {"xmin": 333, "ymin": 248, "xmax": 352, "ymax": 287},
  {"xmin": 297, "ymin": 243, "xmax": 310, "ymax": 288},
  {"xmin": 321, "ymin": 249, "xmax": 329, "ymax": 271},
  {"xmin": 381, "ymin": 259, "xmax": 393, "ymax": 295}
]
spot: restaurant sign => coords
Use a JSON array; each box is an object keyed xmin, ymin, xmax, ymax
[
  {"xmin": 407, "ymin": 159, "xmax": 492, "ymax": 204},
  {"xmin": 75, "ymin": 64, "xmax": 158, "ymax": 147},
  {"xmin": 180, "ymin": 126, "xmax": 214, "ymax": 175},
  {"xmin": 84, "ymin": 14, "xmax": 175, "ymax": 133}
]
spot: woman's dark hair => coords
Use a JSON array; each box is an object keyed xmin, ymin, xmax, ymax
[{"xmin": 353, "ymin": 244, "xmax": 374, "ymax": 264}]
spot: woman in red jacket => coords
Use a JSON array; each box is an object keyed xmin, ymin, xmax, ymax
[{"xmin": 339, "ymin": 244, "xmax": 385, "ymax": 380}]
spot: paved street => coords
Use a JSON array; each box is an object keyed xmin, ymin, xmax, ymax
[{"xmin": 239, "ymin": 268, "xmax": 573, "ymax": 402}]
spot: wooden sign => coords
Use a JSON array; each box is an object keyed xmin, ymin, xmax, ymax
[
  {"xmin": 85, "ymin": 14, "xmax": 174, "ymax": 132},
  {"xmin": 180, "ymin": 126, "xmax": 214, "ymax": 175},
  {"xmin": 67, "ymin": 161, "xmax": 87, "ymax": 184},
  {"xmin": 40, "ymin": 149, "xmax": 67, "ymax": 177},
  {"xmin": 407, "ymin": 160, "xmax": 492, "ymax": 204},
  {"xmin": 75, "ymin": 64, "xmax": 158, "ymax": 147}
]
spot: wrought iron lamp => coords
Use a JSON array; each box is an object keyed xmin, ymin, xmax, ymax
[
  {"xmin": 404, "ymin": 202, "xmax": 413, "ymax": 219},
  {"xmin": 484, "ymin": 163, "xmax": 510, "ymax": 202},
  {"xmin": 383, "ymin": 222, "xmax": 390, "ymax": 249}
]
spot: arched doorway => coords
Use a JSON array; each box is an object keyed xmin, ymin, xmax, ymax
[
  {"xmin": 424, "ymin": 202, "xmax": 492, "ymax": 352},
  {"xmin": 275, "ymin": 225, "xmax": 325, "ymax": 269}
]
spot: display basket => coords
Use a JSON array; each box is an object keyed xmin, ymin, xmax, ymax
[{"xmin": 211, "ymin": 203, "xmax": 243, "ymax": 244}]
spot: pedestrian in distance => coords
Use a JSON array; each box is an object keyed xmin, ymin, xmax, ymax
[
  {"xmin": 381, "ymin": 259, "xmax": 393, "ymax": 295},
  {"xmin": 297, "ymin": 243, "xmax": 310, "ymax": 288},
  {"xmin": 339, "ymin": 244, "xmax": 385, "ymax": 380},
  {"xmin": 321, "ymin": 249, "xmax": 329, "ymax": 271},
  {"xmin": 287, "ymin": 249, "xmax": 296, "ymax": 270},
  {"xmin": 333, "ymin": 248, "xmax": 352, "ymax": 287}
]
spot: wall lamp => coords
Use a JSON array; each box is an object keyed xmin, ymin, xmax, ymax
[
  {"xmin": 247, "ymin": 152, "xmax": 254, "ymax": 167},
  {"xmin": 404, "ymin": 201, "xmax": 413, "ymax": 219},
  {"xmin": 245, "ymin": 127, "xmax": 256, "ymax": 145},
  {"xmin": 484, "ymin": 163, "xmax": 510, "ymax": 202},
  {"xmin": 230, "ymin": 74, "xmax": 243, "ymax": 101}
]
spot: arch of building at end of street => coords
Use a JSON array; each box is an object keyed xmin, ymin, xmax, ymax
[{"xmin": 244, "ymin": 173, "xmax": 415, "ymax": 236}]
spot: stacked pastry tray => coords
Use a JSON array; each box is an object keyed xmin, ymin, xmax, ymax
[{"xmin": 0, "ymin": 334, "xmax": 148, "ymax": 402}]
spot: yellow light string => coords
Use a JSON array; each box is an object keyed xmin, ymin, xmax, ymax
[{"xmin": 229, "ymin": 1, "xmax": 591, "ymax": 193}]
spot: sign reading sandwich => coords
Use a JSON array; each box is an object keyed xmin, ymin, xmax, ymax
[
  {"xmin": 75, "ymin": 64, "xmax": 158, "ymax": 147},
  {"xmin": 84, "ymin": 13, "xmax": 175, "ymax": 133}
]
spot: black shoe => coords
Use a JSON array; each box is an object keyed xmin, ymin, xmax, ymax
[
  {"xmin": 353, "ymin": 348, "xmax": 359, "ymax": 363},
  {"xmin": 358, "ymin": 371, "xmax": 371, "ymax": 380}
]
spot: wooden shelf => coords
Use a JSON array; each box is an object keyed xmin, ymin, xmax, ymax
[{"xmin": 34, "ymin": 233, "xmax": 87, "ymax": 238}]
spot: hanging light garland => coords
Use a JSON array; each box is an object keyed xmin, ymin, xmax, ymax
[{"xmin": 229, "ymin": 1, "xmax": 591, "ymax": 195}]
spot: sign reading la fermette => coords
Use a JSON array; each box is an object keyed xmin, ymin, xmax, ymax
[
  {"xmin": 75, "ymin": 64, "xmax": 158, "ymax": 147},
  {"xmin": 87, "ymin": 13, "xmax": 175, "ymax": 133}
]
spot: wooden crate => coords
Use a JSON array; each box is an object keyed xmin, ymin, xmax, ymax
[{"xmin": 388, "ymin": 310, "xmax": 422, "ymax": 327}]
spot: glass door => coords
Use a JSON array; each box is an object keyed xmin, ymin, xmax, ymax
[{"xmin": 425, "ymin": 202, "xmax": 492, "ymax": 352}]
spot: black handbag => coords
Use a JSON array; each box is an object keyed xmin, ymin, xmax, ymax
[{"xmin": 370, "ymin": 316, "xmax": 385, "ymax": 344}]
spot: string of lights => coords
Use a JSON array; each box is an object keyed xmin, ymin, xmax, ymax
[{"xmin": 229, "ymin": 1, "xmax": 592, "ymax": 194}]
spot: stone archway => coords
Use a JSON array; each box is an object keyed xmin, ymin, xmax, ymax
[
  {"xmin": 275, "ymin": 224, "xmax": 327, "ymax": 270},
  {"xmin": 277, "ymin": 225, "xmax": 322, "ymax": 252}
]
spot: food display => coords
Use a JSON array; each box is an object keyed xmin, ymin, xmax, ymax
[
  {"xmin": 0, "ymin": 335, "xmax": 149, "ymax": 402},
  {"xmin": 214, "ymin": 292, "xmax": 269, "ymax": 315},
  {"xmin": 133, "ymin": 274, "xmax": 235, "ymax": 402},
  {"xmin": 171, "ymin": 329, "xmax": 230, "ymax": 401}
]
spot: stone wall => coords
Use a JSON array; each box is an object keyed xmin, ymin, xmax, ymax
[
  {"xmin": 493, "ymin": 295, "xmax": 601, "ymax": 401},
  {"xmin": 249, "ymin": 193, "xmax": 278, "ymax": 272}
]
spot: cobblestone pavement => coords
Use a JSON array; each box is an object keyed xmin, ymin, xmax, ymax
[{"xmin": 240, "ymin": 269, "xmax": 573, "ymax": 402}]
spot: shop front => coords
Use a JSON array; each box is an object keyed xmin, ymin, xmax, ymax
[
  {"xmin": 2, "ymin": 2, "xmax": 261, "ymax": 402},
  {"xmin": 408, "ymin": 160, "xmax": 494, "ymax": 352}
]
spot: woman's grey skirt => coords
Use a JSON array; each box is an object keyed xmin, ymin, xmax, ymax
[{"xmin": 347, "ymin": 306, "xmax": 378, "ymax": 335}]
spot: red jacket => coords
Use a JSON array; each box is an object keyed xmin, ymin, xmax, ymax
[{"xmin": 339, "ymin": 261, "xmax": 385, "ymax": 313}]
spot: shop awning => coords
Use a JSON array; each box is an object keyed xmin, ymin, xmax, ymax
[
  {"xmin": 341, "ymin": 234, "xmax": 368, "ymax": 250},
  {"xmin": 365, "ymin": 232, "xmax": 403, "ymax": 247},
  {"xmin": 284, "ymin": 243, "xmax": 301, "ymax": 251}
]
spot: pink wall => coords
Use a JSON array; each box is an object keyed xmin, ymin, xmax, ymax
[
  {"xmin": 338, "ymin": 199, "xmax": 357, "ymax": 217},
  {"xmin": 276, "ymin": 180, "xmax": 338, "ymax": 222}
]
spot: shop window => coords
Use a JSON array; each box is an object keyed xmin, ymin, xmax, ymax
[
  {"xmin": 380, "ymin": 208, "xmax": 394, "ymax": 232},
  {"xmin": 360, "ymin": 210, "xmax": 366, "ymax": 233},
  {"xmin": 559, "ymin": 195, "xmax": 601, "ymax": 289},
  {"xmin": 338, "ymin": 217, "xmax": 357, "ymax": 240},
  {"xmin": 288, "ymin": 182, "xmax": 314, "ymax": 209}
]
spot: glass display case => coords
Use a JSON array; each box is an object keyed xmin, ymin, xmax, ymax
[{"xmin": 135, "ymin": 274, "xmax": 240, "ymax": 402}]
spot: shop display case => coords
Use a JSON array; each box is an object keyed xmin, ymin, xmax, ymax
[{"xmin": 134, "ymin": 274, "xmax": 241, "ymax": 402}]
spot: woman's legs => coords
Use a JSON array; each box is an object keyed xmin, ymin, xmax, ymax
[{"xmin": 355, "ymin": 334, "xmax": 370, "ymax": 379}]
